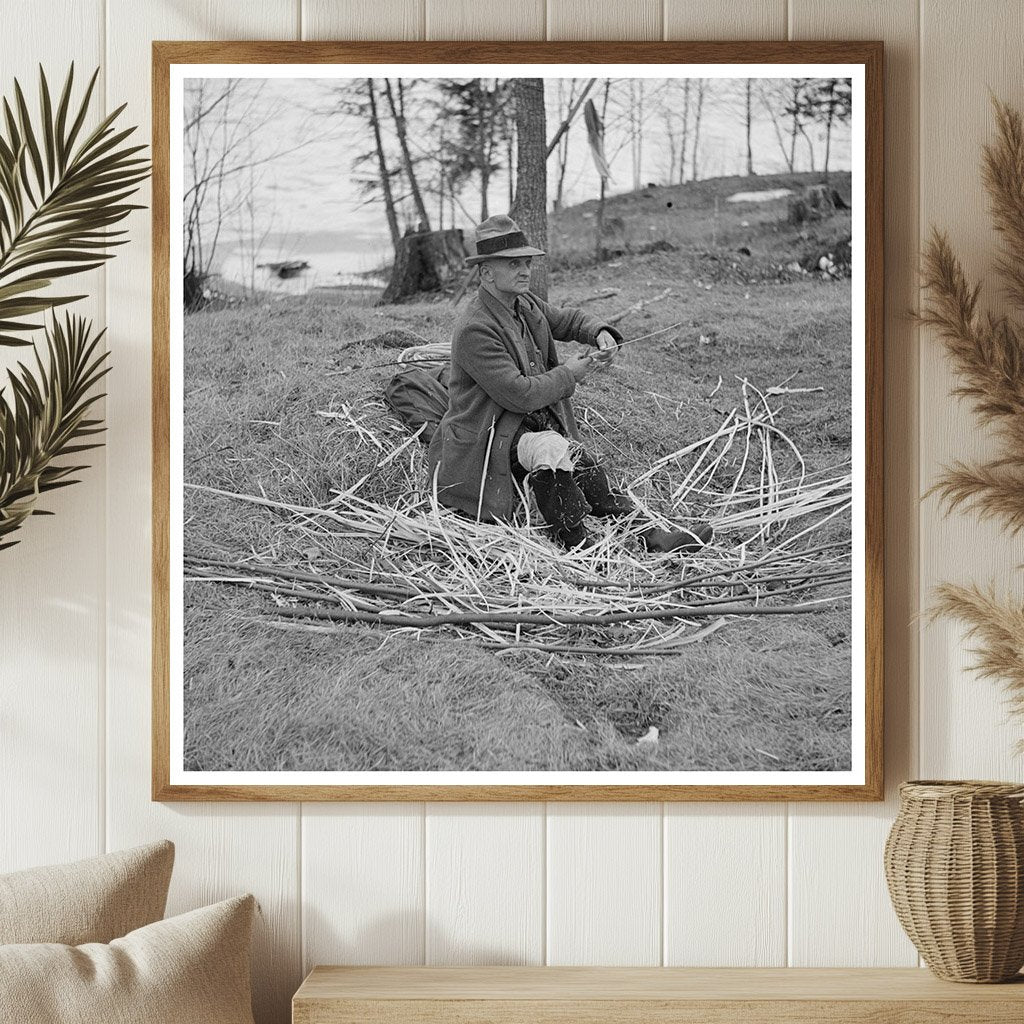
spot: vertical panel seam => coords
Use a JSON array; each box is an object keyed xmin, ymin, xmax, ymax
[
  {"xmin": 542, "ymin": 802, "xmax": 548, "ymax": 965},
  {"xmin": 297, "ymin": 806, "xmax": 304, "ymax": 976},
  {"xmin": 784, "ymin": 0, "xmax": 792, "ymax": 970},
  {"xmin": 659, "ymin": 802, "xmax": 665, "ymax": 966},
  {"xmin": 422, "ymin": 803, "xmax": 428, "ymax": 963},
  {"xmin": 915, "ymin": 0, "xmax": 924, "ymax": 961},
  {"xmin": 916, "ymin": 0, "xmax": 924, "ymax": 794},
  {"xmin": 100, "ymin": 0, "xmax": 109, "ymax": 859}
]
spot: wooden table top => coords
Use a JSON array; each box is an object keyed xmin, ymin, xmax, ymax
[{"xmin": 294, "ymin": 966, "xmax": 1024, "ymax": 1002}]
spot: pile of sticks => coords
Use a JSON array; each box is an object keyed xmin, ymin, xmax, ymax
[{"xmin": 186, "ymin": 380, "xmax": 852, "ymax": 656}]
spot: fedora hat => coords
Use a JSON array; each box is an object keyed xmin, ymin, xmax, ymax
[{"xmin": 465, "ymin": 214, "xmax": 546, "ymax": 266}]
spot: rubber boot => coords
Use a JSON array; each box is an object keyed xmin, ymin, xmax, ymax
[
  {"xmin": 573, "ymin": 461, "xmax": 636, "ymax": 518},
  {"xmin": 530, "ymin": 468, "xmax": 594, "ymax": 550},
  {"xmin": 640, "ymin": 521, "xmax": 714, "ymax": 554}
]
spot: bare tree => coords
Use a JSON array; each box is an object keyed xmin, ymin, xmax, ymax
[
  {"xmin": 679, "ymin": 78, "xmax": 692, "ymax": 183},
  {"xmin": 382, "ymin": 78, "xmax": 432, "ymax": 231},
  {"xmin": 758, "ymin": 78, "xmax": 814, "ymax": 173},
  {"xmin": 233, "ymin": 147, "xmax": 279, "ymax": 298},
  {"xmin": 798, "ymin": 78, "xmax": 853, "ymax": 176},
  {"xmin": 745, "ymin": 78, "xmax": 756, "ymax": 175},
  {"xmin": 629, "ymin": 78, "xmax": 644, "ymax": 192},
  {"xmin": 183, "ymin": 78, "xmax": 317, "ymax": 308},
  {"xmin": 690, "ymin": 78, "xmax": 708, "ymax": 181},
  {"xmin": 365, "ymin": 80, "xmax": 402, "ymax": 252},
  {"xmin": 552, "ymin": 79, "xmax": 581, "ymax": 212}
]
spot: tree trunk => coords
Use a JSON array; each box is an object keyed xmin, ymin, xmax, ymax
[
  {"xmin": 509, "ymin": 77, "xmax": 549, "ymax": 299},
  {"xmin": 383, "ymin": 78, "xmax": 432, "ymax": 232},
  {"xmin": 379, "ymin": 228, "xmax": 467, "ymax": 304},
  {"xmin": 679, "ymin": 78, "xmax": 691, "ymax": 184},
  {"xmin": 507, "ymin": 128, "xmax": 515, "ymax": 209},
  {"xmin": 788, "ymin": 80, "xmax": 800, "ymax": 172},
  {"xmin": 691, "ymin": 80, "xmax": 705, "ymax": 182},
  {"xmin": 367, "ymin": 79, "xmax": 401, "ymax": 254},
  {"xmin": 745, "ymin": 79, "xmax": 755, "ymax": 175},
  {"xmin": 823, "ymin": 81, "xmax": 835, "ymax": 177}
]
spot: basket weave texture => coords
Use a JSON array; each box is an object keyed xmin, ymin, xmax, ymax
[{"xmin": 884, "ymin": 780, "xmax": 1024, "ymax": 983}]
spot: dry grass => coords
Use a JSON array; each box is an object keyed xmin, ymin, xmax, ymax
[{"xmin": 181, "ymin": 173, "xmax": 854, "ymax": 772}]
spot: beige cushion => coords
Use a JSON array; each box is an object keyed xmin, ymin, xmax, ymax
[
  {"xmin": 0, "ymin": 894, "xmax": 256, "ymax": 1024},
  {"xmin": 0, "ymin": 840, "xmax": 174, "ymax": 945}
]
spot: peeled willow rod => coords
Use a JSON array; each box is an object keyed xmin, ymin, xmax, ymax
[{"xmin": 331, "ymin": 321, "xmax": 687, "ymax": 374}]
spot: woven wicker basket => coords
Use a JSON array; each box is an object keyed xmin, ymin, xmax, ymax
[{"xmin": 884, "ymin": 780, "xmax": 1024, "ymax": 982}]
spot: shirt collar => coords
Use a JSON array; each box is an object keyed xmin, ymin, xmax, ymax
[{"xmin": 479, "ymin": 285, "xmax": 527, "ymax": 324}]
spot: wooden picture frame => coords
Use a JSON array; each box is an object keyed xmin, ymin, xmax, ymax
[{"xmin": 153, "ymin": 40, "xmax": 883, "ymax": 801}]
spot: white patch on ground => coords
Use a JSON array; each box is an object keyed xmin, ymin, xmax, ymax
[{"xmin": 725, "ymin": 188, "xmax": 794, "ymax": 204}]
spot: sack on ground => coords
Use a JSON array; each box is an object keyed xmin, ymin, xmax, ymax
[{"xmin": 383, "ymin": 363, "xmax": 450, "ymax": 445}]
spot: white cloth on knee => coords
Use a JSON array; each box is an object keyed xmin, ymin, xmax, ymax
[{"xmin": 516, "ymin": 430, "xmax": 574, "ymax": 473}]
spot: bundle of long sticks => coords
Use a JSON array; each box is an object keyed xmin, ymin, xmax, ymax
[{"xmin": 185, "ymin": 380, "xmax": 852, "ymax": 655}]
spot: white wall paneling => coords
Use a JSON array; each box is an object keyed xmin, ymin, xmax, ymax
[
  {"xmin": 547, "ymin": 804, "xmax": 662, "ymax": 965},
  {"xmin": 547, "ymin": 0, "xmax": 662, "ymax": 41},
  {"xmin": 302, "ymin": 804, "xmax": 425, "ymax": 971},
  {"xmin": 4, "ymin": 2, "xmax": 1022, "ymax": 1022},
  {"xmin": 0, "ymin": 0, "xmax": 106, "ymax": 875},
  {"xmin": 425, "ymin": 0, "xmax": 545, "ymax": 41},
  {"xmin": 303, "ymin": 0, "xmax": 425, "ymax": 41},
  {"xmin": 425, "ymin": 803, "xmax": 544, "ymax": 964},
  {"xmin": 664, "ymin": 0, "xmax": 787, "ymax": 40},
  {"xmin": 917, "ymin": 0, "xmax": 1024, "ymax": 780},
  {"xmin": 664, "ymin": 804, "xmax": 787, "ymax": 966}
]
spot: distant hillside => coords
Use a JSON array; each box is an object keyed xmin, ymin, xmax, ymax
[{"xmin": 549, "ymin": 171, "xmax": 853, "ymax": 281}]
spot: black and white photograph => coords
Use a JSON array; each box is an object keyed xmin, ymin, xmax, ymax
[{"xmin": 159, "ymin": 48, "xmax": 879, "ymax": 797}]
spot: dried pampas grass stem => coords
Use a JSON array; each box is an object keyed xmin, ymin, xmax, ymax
[{"xmin": 920, "ymin": 96, "xmax": 1024, "ymax": 726}]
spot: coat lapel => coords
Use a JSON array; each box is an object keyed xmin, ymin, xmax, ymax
[{"xmin": 477, "ymin": 288, "xmax": 539, "ymax": 376}]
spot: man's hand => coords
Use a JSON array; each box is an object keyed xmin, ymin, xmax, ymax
[
  {"xmin": 566, "ymin": 352, "xmax": 595, "ymax": 382},
  {"xmin": 594, "ymin": 329, "xmax": 618, "ymax": 365}
]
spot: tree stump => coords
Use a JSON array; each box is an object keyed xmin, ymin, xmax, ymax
[
  {"xmin": 787, "ymin": 184, "xmax": 848, "ymax": 225},
  {"xmin": 379, "ymin": 228, "xmax": 467, "ymax": 305}
]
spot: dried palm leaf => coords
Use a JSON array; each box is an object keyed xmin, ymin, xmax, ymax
[
  {"xmin": 0, "ymin": 313, "xmax": 109, "ymax": 549},
  {"xmin": 0, "ymin": 64, "xmax": 149, "ymax": 347}
]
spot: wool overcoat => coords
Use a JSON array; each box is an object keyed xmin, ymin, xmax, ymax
[{"xmin": 426, "ymin": 286, "xmax": 622, "ymax": 522}]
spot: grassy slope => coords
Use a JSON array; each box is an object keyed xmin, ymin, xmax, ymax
[{"xmin": 183, "ymin": 172, "xmax": 854, "ymax": 773}]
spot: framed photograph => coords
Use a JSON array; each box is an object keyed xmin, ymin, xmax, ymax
[{"xmin": 153, "ymin": 41, "xmax": 883, "ymax": 801}]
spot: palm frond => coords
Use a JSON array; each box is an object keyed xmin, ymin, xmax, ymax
[
  {"xmin": 0, "ymin": 312, "xmax": 110, "ymax": 548},
  {"xmin": 0, "ymin": 64, "xmax": 149, "ymax": 346}
]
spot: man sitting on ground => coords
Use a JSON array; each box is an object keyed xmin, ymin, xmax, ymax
[{"xmin": 426, "ymin": 214, "xmax": 713, "ymax": 553}]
